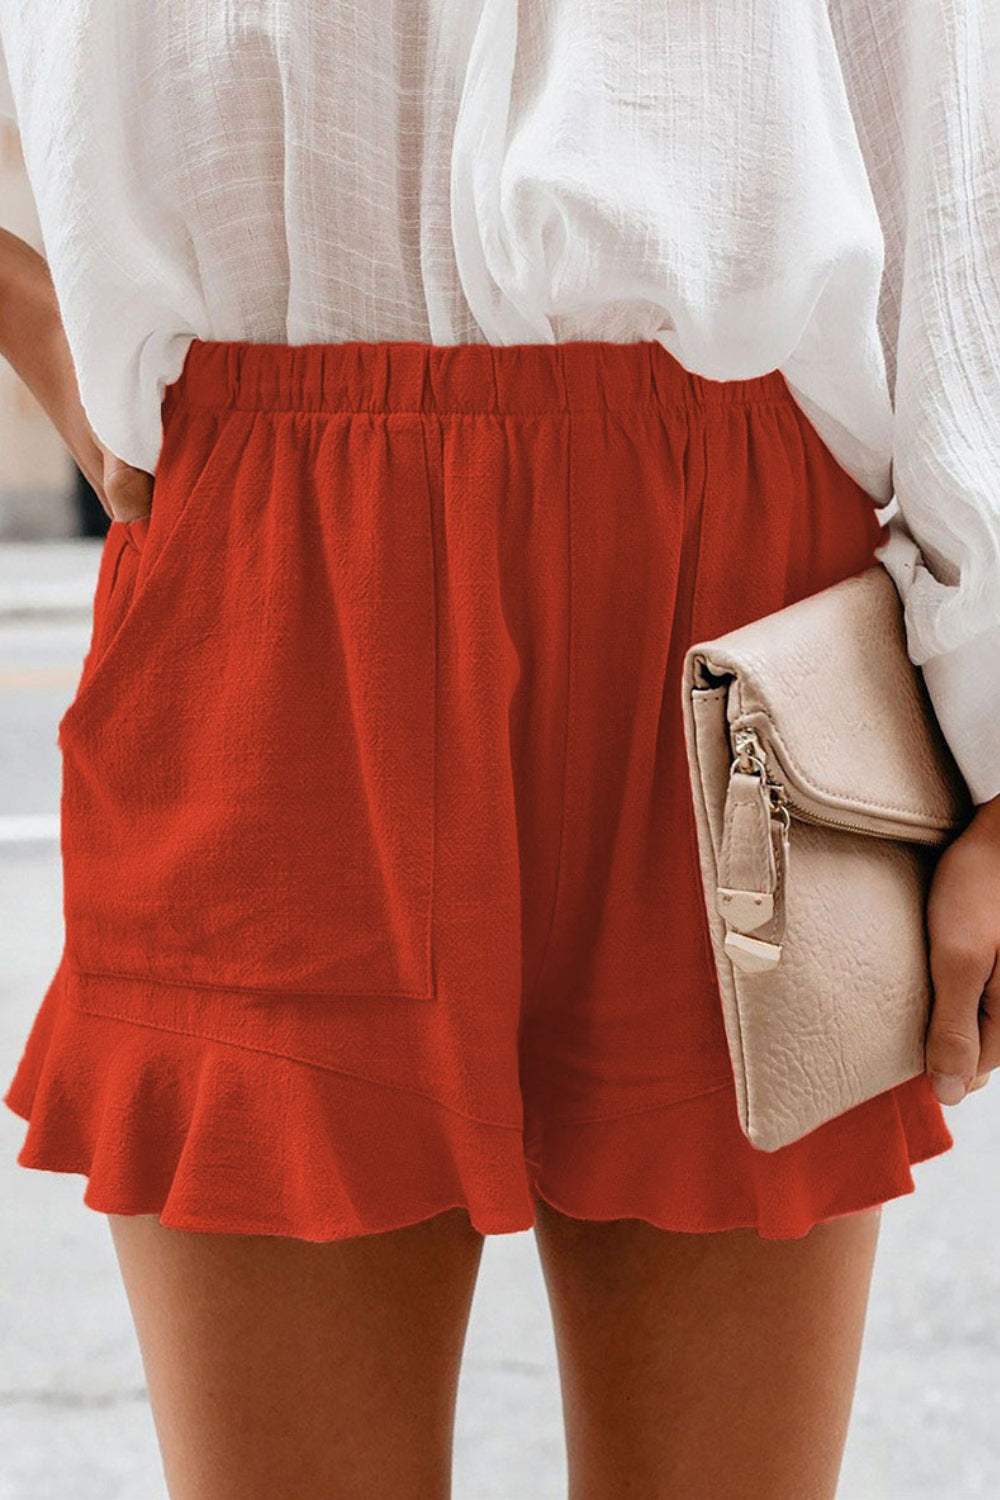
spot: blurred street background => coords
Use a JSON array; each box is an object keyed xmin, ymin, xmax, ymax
[{"xmin": 1, "ymin": 111, "xmax": 998, "ymax": 1500}]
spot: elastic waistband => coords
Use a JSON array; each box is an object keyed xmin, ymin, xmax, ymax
[{"xmin": 163, "ymin": 337, "xmax": 792, "ymax": 420}]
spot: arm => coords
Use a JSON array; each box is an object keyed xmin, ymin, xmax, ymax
[
  {"xmin": 830, "ymin": 0, "xmax": 1000, "ymax": 1104},
  {"xmin": 0, "ymin": 227, "xmax": 151, "ymax": 520}
]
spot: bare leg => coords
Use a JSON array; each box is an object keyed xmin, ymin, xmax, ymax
[
  {"xmin": 533, "ymin": 1198, "xmax": 882, "ymax": 1500},
  {"xmin": 108, "ymin": 1208, "xmax": 484, "ymax": 1500}
]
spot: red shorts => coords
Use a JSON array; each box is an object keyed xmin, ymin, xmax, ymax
[{"xmin": 4, "ymin": 338, "xmax": 953, "ymax": 1241}]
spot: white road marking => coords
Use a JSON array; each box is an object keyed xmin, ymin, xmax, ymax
[{"xmin": 0, "ymin": 814, "xmax": 60, "ymax": 843}]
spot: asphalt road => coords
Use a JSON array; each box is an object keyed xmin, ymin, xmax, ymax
[{"xmin": 0, "ymin": 557, "xmax": 997, "ymax": 1498}]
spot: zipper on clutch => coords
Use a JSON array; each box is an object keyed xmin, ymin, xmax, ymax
[
  {"xmin": 734, "ymin": 726, "xmax": 953, "ymax": 846},
  {"xmin": 721, "ymin": 724, "xmax": 892, "ymax": 973},
  {"xmin": 732, "ymin": 729, "xmax": 792, "ymax": 831},
  {"xmin": 717, "ymin": 730, "xmax": 791, "ymax": 973},
  {"xmin": 733, "ymin": 728, "xmax": 887, "ymax": 839}
]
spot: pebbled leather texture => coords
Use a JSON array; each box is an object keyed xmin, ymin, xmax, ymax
[{"xmin": 681, "ymin": 563, "xmax": 974, "ymax": 1152}]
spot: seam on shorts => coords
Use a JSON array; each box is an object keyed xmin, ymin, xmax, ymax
[
  {"xmin": 418, "ymin": 405, "xmax": 442, "ymax": 1001},
  {"xmin": 686, "ymin": 400, "xmax": 713, "ymax": 663},
  {"xmin": 71, "ymin": 999, "xmax": 524, "ymax": 1134},
  {"xmin": 680, "ymin": 405, "xmax": 728, "ymax": 990},
  {"xmin": 75, "ymin": 525, "xmax": 130, "ymax": 687},
  {"xmin": 520, "ymin": 399, "xmax": 574, "ymax": 1010},
  {"xmin": 71, "ymin": 965, "xmax": 432, "ymax": 1002},
  {"xmin": 540, "ymin": 1078, "xmax": 736, "ymax": 1128}
]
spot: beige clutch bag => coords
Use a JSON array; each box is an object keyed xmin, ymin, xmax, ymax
[{"xmin": 680, "ymin": 564, "xmax": 973, "ymax": 1152}]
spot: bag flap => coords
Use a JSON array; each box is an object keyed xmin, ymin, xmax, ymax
[{"xmin": 682, "ymin": 565, "xmax": 973, "ymax": 840}]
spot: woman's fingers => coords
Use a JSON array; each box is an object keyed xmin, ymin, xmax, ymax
[
  {"xmin": 926, "ymin": 931, "xmax": 990, "ymax": 1103},
  {"xmin": 925, "ymin": 806, "xmax": 1000, "ymax": 1105}
]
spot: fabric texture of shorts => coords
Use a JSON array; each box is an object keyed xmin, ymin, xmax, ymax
[{"xmin": 4, "ymin": 336, "xmax": 954, "ymax": 1241}]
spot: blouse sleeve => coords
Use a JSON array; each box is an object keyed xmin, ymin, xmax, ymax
[
  {"xmin": 829, "ymin": 0, "xmax": 1000, "ymax": 805},
  {"xmin": 0, "ymin": 34, "xmax": 15, "ymax": 121}
]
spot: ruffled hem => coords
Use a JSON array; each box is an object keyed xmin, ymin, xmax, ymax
[
  {"xmin": 528, "ymin": 1070, "xmax": 955, "ymax": 1241},
  {"xmin": 4, "ymin": 962, "xmax": 536, "ymax": 1241},
  {"xmin": 5, "ymin": 961, "xmax": 954, "ymax": 1243}
]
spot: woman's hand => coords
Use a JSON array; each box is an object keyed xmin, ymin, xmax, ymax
[
  {"xmin": 925, "ymin": 791, "xmax": 1000, "ymax": 1104},
  {"xmin": 98, "ymin": 443, "xmax": 154, "ymax": 522},
  {"xmin": 0, "ymin": 227, "xmax": 152, "ymax": 520}
]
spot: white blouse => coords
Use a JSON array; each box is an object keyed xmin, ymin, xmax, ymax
[{"xmin": 1, "ymin": 1, "xmax": 998, "ymax": 801}]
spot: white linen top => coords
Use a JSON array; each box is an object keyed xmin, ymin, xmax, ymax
[{"xmin": 1, "ymin": 1, "xmax": 998, "ymax": 801}]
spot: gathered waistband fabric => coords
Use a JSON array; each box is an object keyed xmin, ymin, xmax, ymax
[{"xmin": 164, "ymin": 337, "xmax": 794, "ymax": 420}]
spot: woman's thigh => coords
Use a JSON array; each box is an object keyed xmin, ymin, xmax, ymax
[
  {"xmin": 108, "ymin": 1207, "xmax": 484, "ymax": 1500},
  {"xmin": 533, "ymin": 1198, "xmax": 882, "ymax": 1500}
]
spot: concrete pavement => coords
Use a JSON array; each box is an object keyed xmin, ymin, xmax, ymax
[{"xmin": 0, "ymin": 539, "xmax": 101, "ymax": 619}]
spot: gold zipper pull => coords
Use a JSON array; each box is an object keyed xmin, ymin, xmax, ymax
[{"xmin": 717, "ymin": 730, "xmax": 788, "ymax": 972}]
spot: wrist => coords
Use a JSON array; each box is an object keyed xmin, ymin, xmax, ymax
[{"xmin": 0, "ymin": 229, "xmax": 105, "ymax": 497}]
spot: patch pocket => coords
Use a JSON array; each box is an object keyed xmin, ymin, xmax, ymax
[{"xmin": 59, "ymin": 414, "xmax": 438, "ymax": 1004}]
